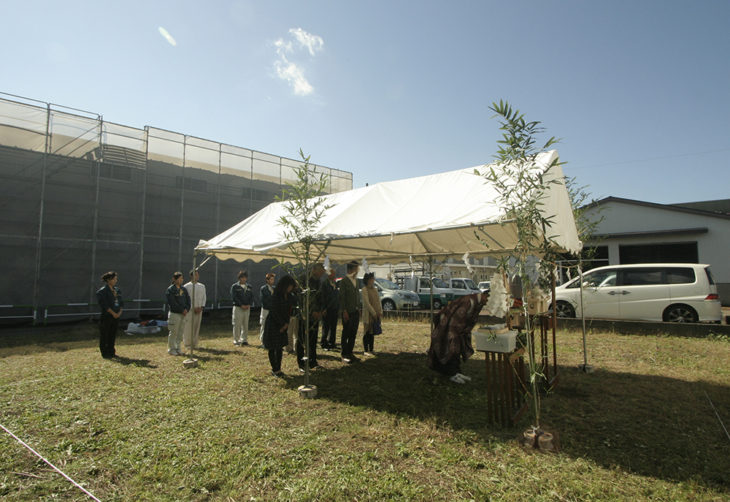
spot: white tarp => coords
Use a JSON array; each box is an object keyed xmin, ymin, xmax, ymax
[{"xmin": 196, "ymin": 150, "xmax": 582, "ymax": 264}]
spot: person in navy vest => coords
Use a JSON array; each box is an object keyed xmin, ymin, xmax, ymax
[
  {"xmin": 96, "ymin": 271, "xmax": 123, "ymax": 359},
  {"xmin": 231, "ymin": 270, "xmax": 253, "ymax": 346},
  {"xmin": 165, "ymin": 271, "xmax": 190, "ymax": 356},
  {"xmin": 259, "ymin": 272, "xmax": 276, "ymax": 345}
]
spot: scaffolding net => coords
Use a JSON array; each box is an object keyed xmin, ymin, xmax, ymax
[{"xmin": 0, "ymin": 94, "xmax": 353, "ymax": 322}]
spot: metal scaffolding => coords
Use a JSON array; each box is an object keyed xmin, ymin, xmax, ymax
[{"xmin": 0, "ymin": 92, "xmax": 353, "ymax": 322}]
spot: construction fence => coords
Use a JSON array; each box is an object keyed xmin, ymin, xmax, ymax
[{"xmin": 0, "ymin": 93, "xmax": 353, "ymax": 323}]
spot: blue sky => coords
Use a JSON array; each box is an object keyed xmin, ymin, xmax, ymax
[{"xmin": 2, "ymin": 0, "xmax": 728, "ymax": 204}]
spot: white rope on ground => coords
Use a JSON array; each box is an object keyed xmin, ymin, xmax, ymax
[
  {"xmin": 704, "ymin": 391, "xmax": 730, "ymax": 444},
  {"xmin": 0, "ymin": 422, "xmax": 101, "ymax": 502}
]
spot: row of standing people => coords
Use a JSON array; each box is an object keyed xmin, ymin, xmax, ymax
[
  {"xmin": 261, "ymin": 260, "xmax": 383, "ymax": 377},
  {"xmin": 95, "ymin": 269, "xmax": 205, "ymax": 359},
  {"xmin": 96, "ymin": 262, "xmax": 383, "ymax": 369}
]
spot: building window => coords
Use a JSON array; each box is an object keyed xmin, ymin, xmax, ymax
[
  {"xmin": 175, "ymin": 177, "xmax": 207, "ymax": 193},
  {"xmin": 619, "ymin": 242, "xmax": 698, "ymax": 264},
  {"xmin": 242, "ymin": 187, "xmax": 275, "ymax": 201},
  {"xmin": 98, "ymin": 163, "xmax": 132, "ymax": 182}
]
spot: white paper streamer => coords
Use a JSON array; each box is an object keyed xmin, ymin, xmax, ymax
[
  {"xmin": 462, "ymin": 251, "xmax": 474, "ymax": 274},
  {"xmin": 485, "ymin": 271, "xmax": 510, "ymax": 318}
]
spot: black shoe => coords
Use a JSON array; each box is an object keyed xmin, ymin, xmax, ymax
[
  {"xmin": 271, "ymin": 370, "xmax": 285, "ymax": 378},
  {"xmin": 309, "ymin": 363, "xmax": 322, "ymax": 370},
  {"xmin": 241, "ymin": 341, "xmax": 249, "ymax": 346},
  {"xmin": 349, "ymin": 355, "xmax": 361, "ymax": 363}
]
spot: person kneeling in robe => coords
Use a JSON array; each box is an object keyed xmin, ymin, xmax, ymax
[{"xmin": 427, "ymin": 291, "xmax": 488, "ymax": 384}]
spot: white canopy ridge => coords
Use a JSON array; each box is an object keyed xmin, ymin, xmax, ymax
[{"xmin": 195, "ymin": 150, "xmax": 582, "ymax": 264}]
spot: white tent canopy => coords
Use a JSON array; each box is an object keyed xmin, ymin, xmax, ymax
[{"xmin": 196, "ymin": 150, "xmax": 582, "ymax": 264}]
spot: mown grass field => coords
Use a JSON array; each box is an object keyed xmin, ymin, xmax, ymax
[{"xmin": 1, "ymin": 319, "xmax": 729, "ymax": 501}]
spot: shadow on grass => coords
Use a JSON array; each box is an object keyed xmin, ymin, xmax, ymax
[
  {"xmin": 292, "ymin": 351, "xmax": 730, "ymax": 492},
  {"xmin": 0, "ymin": 325, "xmax": 169, "ymax": 357},
  {"xmin": 0, "ymin": 319, "xmax": 242, "ymax": 357},
  {"xmin": 180, "ymin": 353, "xmax": 226, "ymax": 363},
  {"xmin": 195, "ymin": 346, "xmax": 238, "ymax": 357},
  {"xmin": 110, "ymin": 355, "xmax": 158, "ymax": 369}
]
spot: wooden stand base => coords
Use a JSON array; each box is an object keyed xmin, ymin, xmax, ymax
[
  {"xmin": 298, "ymin": 384, "xmax": 318, "ymax": 398},
  {"xmin": 484, "ymin": 348, "xmax": 527, "ymax": 426}
]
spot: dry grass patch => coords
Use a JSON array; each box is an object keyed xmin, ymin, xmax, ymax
[{"xmin": 1, "ymin": 320, "xmax": 728, "ymax": 501}]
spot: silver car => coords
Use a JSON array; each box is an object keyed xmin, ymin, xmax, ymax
[{"xmin": 375, "ymin": 278, "xmax": 421, "ymax": 311}]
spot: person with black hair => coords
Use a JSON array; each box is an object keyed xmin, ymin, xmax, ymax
[
  {"xmin": 320, "ymin": 267, "xmax": 340, "ymax": 350},
  {"xmin": 183, "ymin": 269, "xmax": 206, "ymax": 351},
  {"xmin": 263, "ymin": 275, "xmax": 297, "ymax": 377},
  {"xmin": 165, "ymin": 271, "xmax": 190, "ymax": 356},
  {"xmin": 259, "ymin": 272, "xmax": 276, "ymax": 345},
  {"xmin": 296, "ymin": 263, "xmax": 326, "ymax": 372},
  {"xmin": 96, "ymin": 271, "xmax": 123, "ymax": 359},
  {"xmin": 231, "ymin": 270, "xmax": 253, "ymax": 346},
  {"xmin": 339, "ymin": 260, "xmax": 360, "ymax": 363},
  {"xmin": 361, "ymin": 272, "xmax": 382, "ymax": 356}
]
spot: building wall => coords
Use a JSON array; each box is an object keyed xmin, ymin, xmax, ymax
[{"xmin": 583, "ymin": 200, "xmax": 730, "ymax": 305}]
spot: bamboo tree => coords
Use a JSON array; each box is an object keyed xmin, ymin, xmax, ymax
[
  {"xmin": 482, "ymin": 100, "xmax": 563, "ymax": 429},
  {"xmin": 276, "ymin": 149, "xmax": 333, "ymax": 387}
]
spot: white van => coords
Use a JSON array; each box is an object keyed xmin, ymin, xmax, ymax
[
  {"xmin": 553, "ymin": 263, "xmax": 722, "ymax": 323},
  {"xmin": 448, "ymin": 278, "xmax": 481, "ymax": 298}
]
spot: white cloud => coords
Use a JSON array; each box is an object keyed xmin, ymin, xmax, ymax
[
  {"xmin": 273, "ymin": 28, "xmax": 324, "ymax": 96},
  {"xmin": 289, "ymin": 28, "xmax": 323, "ymax": 56},
  {"xmin": 275, "ymin": 57, "xmax": 313, "ymax": 96},
  {"xmin": 158, "ymin": 26, "xmax": 177, "ymax": 47},
  {"xmin": 274, "ymin": 38, "xmax": 293, "ymax": 55}
]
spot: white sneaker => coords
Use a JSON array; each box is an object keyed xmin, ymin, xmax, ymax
[
  {"xmin": 456, "ymin": 373, "xmax": 472, "ymax": 382},
  {"xmin": 450, "ymin": 374, "xmax": 465, "ymax": 384}
]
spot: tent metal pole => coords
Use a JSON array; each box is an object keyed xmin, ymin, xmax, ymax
[
  {"xmin": 428, "ymin": 256, "xmax": 434, "ymax": 331},
  {"xmin": 551, "ymin": 262, "xmax": 558, "ymax": 378},
  {"xmin": 578, "ymin": 261, "xmax": 589, "ymax": 371}
]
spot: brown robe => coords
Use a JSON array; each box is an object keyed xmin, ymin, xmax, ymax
[{"xmin": 427, "ymin": 293, "xmax": 486, "ymax": 375}]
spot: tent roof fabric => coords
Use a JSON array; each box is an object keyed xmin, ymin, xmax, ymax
[{"xmin": 196, "ymin": 150, "xmax": 582, "ymax": 264}]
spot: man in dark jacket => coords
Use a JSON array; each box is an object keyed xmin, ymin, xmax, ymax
[
  {"xmin": 96, "ymin": 271, "xmax": 123, "ymax": 359},
  {"xmin": 231, "ymin": 270, "xmax": 253, "ymax": 345},
  {"xmin": 339, "ymin": 261, "xmax": 360, "ymax": 363},
  {"xmin": 166, "ymin": 271, "xmax": 191, "ymax": 356},
  {"xmin": 259, "ymin": 273, "xmax": 275, "ymax": 345},
  {"xmin": 320, "ymin": 267, "xmax": 340, "ymax": 350},
  {"xmin": 296, "ymin": 263, "xmax": 326, "ymax": 371}
]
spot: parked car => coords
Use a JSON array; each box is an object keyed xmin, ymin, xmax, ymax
[
  {"xmin": 553, "ymin": 263, "xmax": 722, "ymax": 323},
  {"xmin": 374, "ymin": 278, "xmax": 421, "ymax": 311},
  {"xmin": 477, "ymin": 281, "xmax": 491, "ymax": 293},
  {"xmin": 448, "ymin": 277, "xmax": 481, "ymax": 297},
  {"xmin": 402, "ymin": 276, "xmax": 454, "ymax": 310}
]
